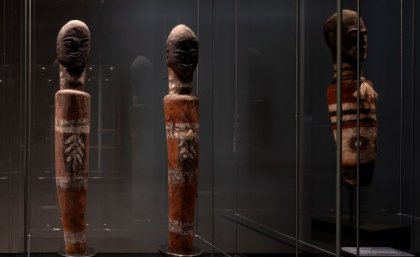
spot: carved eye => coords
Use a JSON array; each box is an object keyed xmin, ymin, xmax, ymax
[
  {"xmin": 63, "ymin": 39, "xmax": 74, "ymax": 47},
  {"xmin": 80, "ymin": 38, "xmax": 90, "ymax": 46},
  {"xmin": 189, "ymin": 49, "xmax": 198, "ymax": 57},
  {"xmin": 173, "ymin": 50, "xmax": 186, "ymax": 60},
  {"xmin": 63, "ymin": 37, "xmax": 77, "ymax": 47}
]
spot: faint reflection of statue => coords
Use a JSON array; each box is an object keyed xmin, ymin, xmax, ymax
[
  {"xmin": 129, "ymin": 55, "xmax": 156, "ymax": 221},
  {"xmin": 324, "ymin": 10, "xmax": 378, "ymax": 187},
  {"xmin": 129, "ymin": 55, "xmax": 154, "ymax": 159}
]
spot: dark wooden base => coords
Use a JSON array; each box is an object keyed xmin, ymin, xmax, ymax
[
  {"xmin": 159, "ymin": 245, "xmax": 202, "ymax": 257},
  {"xmin": 58, "ymin": 246, "xmax": 96, "ymax": 257}
]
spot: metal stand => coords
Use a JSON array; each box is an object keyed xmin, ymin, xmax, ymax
[
  {"xmin": 58, "ymin": 247, "xmax": 97, "ymax": 257},
  {"xmin": 159, "ymin": 245, "xmax": 203, "ymax": 257}
]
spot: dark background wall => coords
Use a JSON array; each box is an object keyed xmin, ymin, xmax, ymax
[{"xmin": 0, "ymin": 0, "xmax": 418, "ymax": 254}]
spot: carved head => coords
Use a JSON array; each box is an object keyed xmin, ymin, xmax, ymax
[
  {"xmin": 324, "ymin": 9, "xmax": 368, "ymax": 63},
  {"xmin": 57, "ymin": 20, "xmax": 91, "ymax": 76},
  {"xmin": 166, "ymin": 24, "xmax": 199, "ymax": 83}
]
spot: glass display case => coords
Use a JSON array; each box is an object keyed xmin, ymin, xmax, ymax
[{"xmin": 0, "ymin": 0, "xmax": 418, "ymax": 256}]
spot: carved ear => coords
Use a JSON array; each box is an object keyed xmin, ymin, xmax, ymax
[
  {"xmin": 56, "ymin": 43, "xmax": 60, "ymax": 58},
  {"xmin": 327, "ymin": 31, "xmax": 336, "ymax": 48},
  {"xmin": 166, "ymin": 47, "xmax": 169, "ymax": 64},
  {"xmin": 326, "ymin": 32, "xmax": 337, "ymax": 50}
]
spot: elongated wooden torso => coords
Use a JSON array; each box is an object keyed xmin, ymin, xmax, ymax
[
  {"xmin": 327, "ymin": 79, "xmax": 377, "ymax": 186},
  {"xmin": 55, "ymin": 89, "xmax": 90, "ymax": 254},
  {"xmin": 164, "ymin": 94, "xmax": 199, "ymax": 253}
]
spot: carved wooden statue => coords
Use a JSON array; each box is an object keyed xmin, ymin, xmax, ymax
[
  {"xmin": 55, "ymin": 20, "xmax": 91, "ymax": 255},
  {"xmin": 164, "ymin": 24, "xmax": 199, "ymax": 254},
  {"xmin": 324, "ymin": 10, "xmax": 378, "ymax": 187}
]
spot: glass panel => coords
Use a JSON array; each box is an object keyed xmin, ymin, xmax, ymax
[
  {"xmin": 298, "ymin": 0, "xmax": 338, "ymax": 254},
  {"xmin": 413, "ymin": 0, "xmax": 419, "ymax": 254},
  {"xmin": 212, "ymin": 0, "xmax": 238, "ymax": 253},
  {"xmin": 215, "ymin": 0, "xmax": 298, "ymax": 255},
  {"xmin": 0, "ymin": 0, "xmax": 25, "ymax": 253},
  {"xmin": 196, "ymin": 0, "xmax": 215, "ymax": 253},
  {"xmin": 352, "ymin": 0, "xmax": 414, "ymax": 254},
  {"xmin": 354, "ymin": 0, "xmax": 402, "ymax": 241},
  {"xmin": 236, "ymin": 0, "xmax": 298, "ymax": 252},
  {"xmin": 326, "ymin": 1, "xmax": 420, "ymax": 256}
]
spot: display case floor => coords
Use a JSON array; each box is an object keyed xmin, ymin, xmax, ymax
[{"xmin": 312, "ymin": 216, "xmax": 411, "ymax": 249}]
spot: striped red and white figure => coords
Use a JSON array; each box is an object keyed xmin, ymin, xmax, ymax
[
  {"xmin": 324, "ymin": 10, "xmax": 378, "ymax": 187},
  {"xmin": 327, "ymin": 65, "xmax": 377, "ymax": 186},
  {"xmin": 55, "ymin": 20, "xmax": 91, "ymax": 255},
  {"xmin": 164, "ymin": 24, "xmax": 199, "ymax": 254}
]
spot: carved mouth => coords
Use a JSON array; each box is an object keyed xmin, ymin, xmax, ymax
[
  {"xmin": 181, "ymin": 65, "xmax": 193, "ymax": 74},
  {"xmin": 182, "ymin": 70, "xmax": 193, "ymax": 77},
  {"xmin": 68, "ymin": 53, "xmax": 82, "ymax": 58}
]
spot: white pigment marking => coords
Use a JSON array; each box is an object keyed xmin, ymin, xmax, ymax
[
  {"xmin": 56, "ymin": 118, "xmax": 90, "ymax": 134},
  {"xmin": 166, "ymin": 123, "xmax": 199, "ymax": 139},
  {"xmin": 330, "ymin": 113, "xmax": 377, "ymax": 123},
  {"xmin": 168, "ymin": 169, "xmax": 196, "ymax": 184},
  {"xmin": 64, "ymin": 134, "xmax": 85, "ymax": 172},
  {"xmin": 64, "ymin": 230, "xmax": 86, "ymax": 244},
  {"xmin": 333, "ymin": 127, "xmax": 377, "ymax": 165},
  {"xmin": 328, "ymin": 102, "xmax": 375, "ymax": 112},
  {"xmin": 168, "ymin": 219, "xmax": 194, "ymax": 236},
  {"xmin": 56, "ymin": 176, "xmax": 87, "ymax": 190}
]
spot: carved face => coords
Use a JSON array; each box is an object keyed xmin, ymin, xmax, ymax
[
  {"xmin": 342, "ymin": 15, "xmax": 368, "ymax": 61},
  {"xmin": 166, "ymin": 25, "xmax": 199, "ymax": 83},
  {"xmin": 57, "ymin": 20, "xmax": 91, "ymax": 75},
  {"xmin": 324, "ymin": 10, "xmax": 368, "ymax": 62}
]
